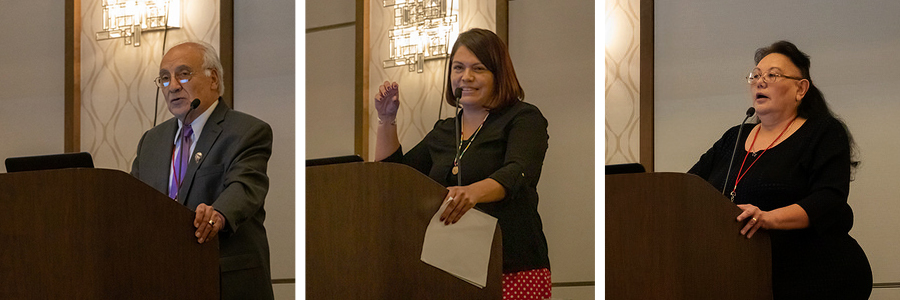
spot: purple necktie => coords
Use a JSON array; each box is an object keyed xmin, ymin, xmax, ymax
[{"xmin": 169, "ymin": 124, "xmax": 193, "ymax": 199}]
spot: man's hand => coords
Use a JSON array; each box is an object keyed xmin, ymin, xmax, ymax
[{"xmin": 194, "ymin": 203, "xmax": 225, "ymax": 244}]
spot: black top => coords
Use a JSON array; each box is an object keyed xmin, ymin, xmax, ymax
[
  {"xmin": 384, "ymin": 101, "xmax": 551, "ymax": 273},
  {"xmin": 689, "ymin": 116, "xmax": 871, "ymax": 299}
]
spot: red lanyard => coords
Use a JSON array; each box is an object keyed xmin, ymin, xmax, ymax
[{"xmin": 731, "ymin": 117, "xmax": 796, "ymax": 201}]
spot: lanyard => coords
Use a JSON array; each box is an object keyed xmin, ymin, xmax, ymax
[
  {"xmin": 731, "ymin": 117, "xmax": 796, "ymax": 201},
  {"xmin": 452, "ymin": 113, "xmax": 489, "ymax": 175}
]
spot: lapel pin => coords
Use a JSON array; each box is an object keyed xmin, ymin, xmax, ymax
[{"xmin": 194, "ymin": 152, "xmax": 203, "ymax": 163}]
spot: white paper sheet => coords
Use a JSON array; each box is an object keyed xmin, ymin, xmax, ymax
[{"xmin": 420, "ymin": 200, "xmax": 498, "ymax": 288}]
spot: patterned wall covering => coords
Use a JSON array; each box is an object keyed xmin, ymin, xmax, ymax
[
  {"xmin": 604, "ymin": 0, "xmax": 641, "ymax": 165},
  {"xmin": 367, "ymin": 0, "xmax": 495, "ymax": 161},
  {"xmin": 81, "ymin": 0, "xmax": 220, "ymax": 171}
]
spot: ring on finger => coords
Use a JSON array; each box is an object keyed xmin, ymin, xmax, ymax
[{"xmin": 751, "ymin": 217, "xmax": 758, "ymax": 222}]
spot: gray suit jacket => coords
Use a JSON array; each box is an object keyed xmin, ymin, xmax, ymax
[{"xmin": 132, "ymin": 99, "xmax": 274, "ymax": 300}]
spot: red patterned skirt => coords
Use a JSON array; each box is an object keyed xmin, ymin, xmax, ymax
[{"xmin": 502, "ymin": 268, "xmax": 552, "ymax": 300}]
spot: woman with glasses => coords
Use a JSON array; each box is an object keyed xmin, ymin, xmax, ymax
[
  {"xmin": 688, "ymin": 41, "xmax": 872, "ymax": 299},
  {"xmin": 374, "ymin": 28, "xmax": 552, "ymax": 299}
]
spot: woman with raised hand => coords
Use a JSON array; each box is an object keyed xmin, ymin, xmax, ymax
[{"xmin": 375, "ymin": 28, "xmax": 552, "ymax": 300}]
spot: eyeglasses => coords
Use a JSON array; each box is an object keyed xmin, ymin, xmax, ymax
[
  {"xmin": 746, "ymin": 70, "xmax": 804, "ymax": 85},
  {"xmin": 154, "ymin": 71, "xmax": 195, "ymax": 88}
]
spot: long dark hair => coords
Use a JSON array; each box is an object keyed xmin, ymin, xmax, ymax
[
  {"xmin": 755, "ymin": 41, "xmax": 860, "ymax": 172},
  {"xmin": 444, "ymin": 28, "xmax": 524, "ymax": 111}
]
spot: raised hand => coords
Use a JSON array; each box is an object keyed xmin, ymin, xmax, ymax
[{"xmin": 374, "ymin": 81, "xmax": 400, "ymax": 121}]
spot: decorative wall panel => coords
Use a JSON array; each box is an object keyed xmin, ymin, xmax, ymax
[{"xmin": 604, "ymin": 0, "xmax": 641, "ymax": 165}]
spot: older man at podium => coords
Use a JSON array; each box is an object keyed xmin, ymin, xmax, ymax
[{"xmin": 131, "ymin": 41, "xmax": 275, "ymax": 300}]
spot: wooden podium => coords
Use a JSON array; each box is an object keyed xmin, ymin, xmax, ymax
[
  {"xmin": 307, "ymin": 162, "xmax": 503, "ymax": 299},
  {"xmin": 607, "ymin": 172, "xmax": 773, "ymax": 299},
  {"xmin": 0, "ymin": 168, "xmax": 219, "ymax": 299}
]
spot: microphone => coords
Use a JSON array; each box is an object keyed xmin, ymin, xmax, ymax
[
  {"xmin": 184, "ymin": 99, "xmax": 201, "ymax": 123},
  {"xmin": 723, "ymin": 107, "xmax": 756, "ymax": 201},
  {"xmin": 454, "ymin": 88, "xmax": 463, "ymax": 187}
]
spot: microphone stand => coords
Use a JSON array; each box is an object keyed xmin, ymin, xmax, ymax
[{"xmin": 723, "ymin": 107, "xmax": 756, "ymax": 201}]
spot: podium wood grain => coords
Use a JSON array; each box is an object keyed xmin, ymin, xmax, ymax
[
  {"xmin": 606, "ymin": 172, "xmax": 772, "ymax": 299},
  {"xmin": 0, "ymin": 168, "xmax": 218, "ymax": 299},
  {"xmin": 307, "ymin": 162, "xmax": 502, "ymax": 299}
]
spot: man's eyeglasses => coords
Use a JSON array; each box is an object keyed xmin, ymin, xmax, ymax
[
  {"xmin": 746, "ymin": 70, "xmax": 804, "ymax": 85},
  {"xmin": 155, "ymin": 71, "xmax": 195, "ymax": 88}
]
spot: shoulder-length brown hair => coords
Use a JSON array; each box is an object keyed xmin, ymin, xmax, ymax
[{"xmin": 444, "ymin": 28, "xmax": 525, "ymax": 111}]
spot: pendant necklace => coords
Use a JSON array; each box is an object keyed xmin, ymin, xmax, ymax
[
  {"xmin": 452, "ymin": 113, "xmax": 489, "ymax": 175},
  {"xmin": 730, "ymin": 117, "xmax": 796, "ymax": 201}
]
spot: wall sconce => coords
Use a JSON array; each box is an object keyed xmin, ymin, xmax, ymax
[
  {"xmin": 95, "ymin": 0, "xmax": 181, "ymax": 47},
  {"xmin": 383, "ymin": 0, "xmax": 458, "ymax": 73}
]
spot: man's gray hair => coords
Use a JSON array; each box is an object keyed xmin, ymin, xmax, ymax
[{"xmin": 170, "ymin": 41, "xmax": 225, "ymax": 96}]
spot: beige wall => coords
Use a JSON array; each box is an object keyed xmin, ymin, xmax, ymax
[
  {"xmin": 305, "ymin": 0, "xmax": 356, "ymax": 159},
  {"xmin": 0, "ymin": 2, "xmax": 65, "ymax": 172},
  {"xmin": 655, "ymin": 1, "xmax": 900, "ymax": 296},
  {"xmin": 509, "ymin": 0, "xmax": 595, "ymax": 297},
  {"xmin": 233, "ymin": 1, "xmax": 296, "ymax": 298}
]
